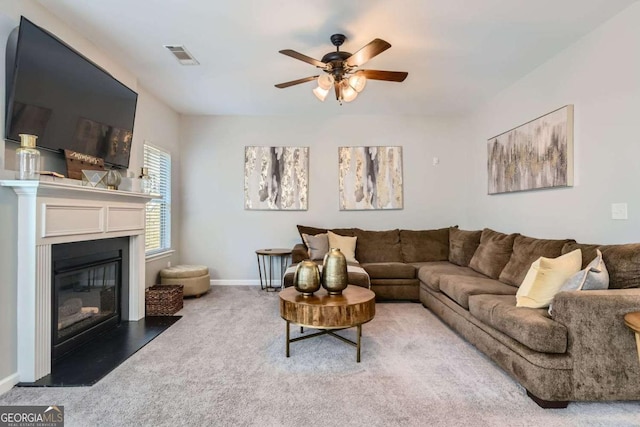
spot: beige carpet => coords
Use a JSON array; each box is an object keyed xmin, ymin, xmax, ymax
[{"xmin": 1, "ymin": 286, "xmax": 639, "ymax": 426}]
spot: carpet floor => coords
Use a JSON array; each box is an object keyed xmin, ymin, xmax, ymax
[{"xmin": 1, "ymin": 286, "xmax": 638, "ymax": 426}]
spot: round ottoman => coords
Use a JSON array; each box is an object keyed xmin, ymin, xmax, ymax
[{"xmin": 160, "ymin": 265, "xmax": 210, "ymax": 297}]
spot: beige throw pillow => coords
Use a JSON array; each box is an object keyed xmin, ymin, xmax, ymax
[
  {"xmin": 301, "ymin": 233, "xmax": 329, "ymax": 260},
  {"xmin": 327, "ymin": 231, "xmax": 358, "ymax": 263},
  {"xmin": 516, "ymin": 249, "xmax": 582, "ymax": 308}
]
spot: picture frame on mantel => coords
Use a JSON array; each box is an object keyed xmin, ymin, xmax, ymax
[{"xmin": 487, "ymin": 105, "xmax": 574, "ymax": 195}]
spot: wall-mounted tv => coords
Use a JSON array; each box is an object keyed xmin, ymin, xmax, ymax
[{"xmin": 5, "ymin": 17, "xmax": 138, "ymax": 169}]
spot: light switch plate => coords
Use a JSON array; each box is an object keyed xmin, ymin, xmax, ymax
[{"xmin": 611, "ymin": 203, "xmax": 628, "ymax": 220}]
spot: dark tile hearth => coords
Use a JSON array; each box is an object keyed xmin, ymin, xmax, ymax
[{"xmin": 18, "ymin": 316, "xmax": 180, "ymax": 387}]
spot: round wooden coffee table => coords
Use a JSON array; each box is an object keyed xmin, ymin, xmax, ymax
[{"xmin": 279, "ymin": 285, "xmax": 375, "ymax": 362}]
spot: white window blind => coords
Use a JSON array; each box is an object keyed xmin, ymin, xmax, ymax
[{"xmin": 144, "ymin": 143, "xmax": 171, "ymax": 255}]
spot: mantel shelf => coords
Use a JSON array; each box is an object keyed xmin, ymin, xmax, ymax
[{"xmin": 0, "ymin": 178, "xmax": 156, "ymax": 202}]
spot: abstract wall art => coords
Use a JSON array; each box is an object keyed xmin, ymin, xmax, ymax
[
  {"xmin": 244, "ymin": 146, "xmax": 308, "ymax": 210},
  {"xmin": 487, "ymin": 105, "xmax": 574, "ymax": 194},
  {"xmin": 338, "ymin": 146, "xmax": 403, "ymax": 210}
]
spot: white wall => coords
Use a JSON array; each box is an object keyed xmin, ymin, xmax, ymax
[
  {"xmin": 0, "ymin": 1, "xmax": 180, "ymax": 392},
  {"xmin": 179, "ymin": 114, "xmax": 470, "ymax": 282},
  {"xmin": 465, "ymin": 2, "xmax": 640, "ymax": 244}
]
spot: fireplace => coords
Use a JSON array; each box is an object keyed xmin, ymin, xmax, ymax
[{"xmin": 52, "ymin": 237, "xmax": 129, "ymax": 360}]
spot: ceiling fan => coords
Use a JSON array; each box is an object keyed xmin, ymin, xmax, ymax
[{"xmin": 275, "ymin": 34, "xmax": 408, "ymax": 104}]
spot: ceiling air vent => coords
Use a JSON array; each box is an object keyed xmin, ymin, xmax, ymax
[{"xmin": 164, "ymin": 45, "xmax": 199, "ymax": 65}]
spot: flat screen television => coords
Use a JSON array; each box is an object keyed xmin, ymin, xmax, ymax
[{"xmin": 5, "ymin": 16, "xmax": 138, "ymax": 169}]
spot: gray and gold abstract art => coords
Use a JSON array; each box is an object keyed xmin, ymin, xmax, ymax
[
  {"xmin": 339, "ymin": 146, "xmax": 403, "ymax": 210},
  {"xmin": 488, "ymin": 105, "xmax": 574, "ymax": 194},
  {"xmin": 244, "ymin": 146, "xmax": 308, "ymax": 210}
]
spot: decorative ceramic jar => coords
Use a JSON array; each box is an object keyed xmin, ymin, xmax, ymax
[
  {"xmin": 15, "ymin": 134, "xmax": 40, "ymax": 180},
  {"xmin": 293, "ymin": 260, "xmax": 321, "ymax": 296},
  {"xmin": 105, "ymin": 168, "xmax": 122, "ymax": 190},
  {"xmin": 321, "ymin": 248, "xmax": 348, "ymax": 295}
]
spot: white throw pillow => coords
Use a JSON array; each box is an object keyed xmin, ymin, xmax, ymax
[
  {"xmin": 516, "ymin": 249, "xmax": 582, "ymax": 308},
  {"xmin": 327, "ymin": 231, "xmax": 358, "ymax": 263}
]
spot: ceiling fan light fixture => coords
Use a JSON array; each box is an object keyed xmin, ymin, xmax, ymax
[
  {"xmin": 313, "ymin": 85, "xmax": 329, "ymax": 102},
  {"xmin": 317, "ymin": 74, "xmax": 334, "ymax": 90},
  {"xmin": 348, "ymin": 74, "xmax": 367, "ymax": 93},
  {"xmin": 340, "ymin": 79, "xmax": 358, "ymax": 102}
]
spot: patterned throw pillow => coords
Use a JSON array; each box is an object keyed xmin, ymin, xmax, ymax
[
  {"xmin": 549, "ymin": 249, "xmax": 609, "ymax": 315},
  {"xmin": 301, "ymin": 233, "xmax": 329, "ymax": 260}
]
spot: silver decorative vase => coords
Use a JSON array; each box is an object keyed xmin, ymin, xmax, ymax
[
  {"xmin": 321, "ymin": 248, "xmax": 348, "ymax": 295},
  {"xmin": 293, "ymin": 260, "xmax": 321, "ymax": 296}
]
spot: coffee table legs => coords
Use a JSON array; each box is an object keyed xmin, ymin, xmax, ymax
[{"xmin": 284, "ymin": 322, "xmax": 364, "ymax": 362}]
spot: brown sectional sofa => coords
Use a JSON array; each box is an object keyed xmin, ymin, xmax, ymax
[{"xmin": 285, "ymin": 225, "xmax": 640, "ymax": 407}]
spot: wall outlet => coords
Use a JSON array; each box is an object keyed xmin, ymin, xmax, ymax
[
  {"xmin": 432, "ymin": 157, "xmax": 440, "ymax": 166},
  {"xmin": 611, "ymin": 203, "xmax": 628, "ymax": 220},
  {"xmin": 167, "ymin": 261, "xmax": 171, "ymax": 268}
]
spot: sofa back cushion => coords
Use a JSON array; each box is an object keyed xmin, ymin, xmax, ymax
[
  {"xmin": 563, "ymin": 241, "xmax": 640, "ymax": 289},
  {"xmin": 297, "ymin": 225, "xmax": 355, "ymax": 248},
  {"xmin": 469, "ymin": 229, "xmax": 518, "ymax": 279},
  {"xmin": 448, "ymin": 228, "xmax": 482, "ymax": 266},
  {"xmin": 499, "ymin": 235, "xmax": 574, "ymax": 287},
  {"xmin": 354, "ymin": 229, "xmax": 403, "ymax": 263},
  {"xmin": 399, "ymin": 228, "xmax": 449, "ymax": 263}
]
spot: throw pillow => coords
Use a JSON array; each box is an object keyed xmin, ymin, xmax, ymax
[
  {"xmin": 301, "ymin": 233, "xmax": 329, "ymax": 260},
  {"xmin": 548, "ymin": 249, "xmax": 609, "ymax": 315},
  {"xmin": 516, "ymin": 249, "xmax": 582, "ymax": 308},
  {"xmin": 328, "ymin": 231, "xmax": 358, "ymax": 263},
  {"xmin": 448, "ymin": 228, "xmax": 482, "ymax": 266},
  {"xmin": 468, "ymin": 229, "xmax": 518, "ymax": 279}
]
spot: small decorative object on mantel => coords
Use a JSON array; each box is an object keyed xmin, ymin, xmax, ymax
[
  {"xmin": 139, "ymin": 167, "xmax": 152, "ymax": 194},
  {"xmin": 105, "ymin": 168, "xmax": 122, "ymax": 190},
  {"xmin": 322, "ymin": 248, "xmax": 348, "ymax": 295},
  {"xmin": 293, "ymin": 260, "xmax": 321, "ymax": 296},
  {"xmin": 81, "ymin": 170, "xmax": 108, "ymax": 188},
  {"xmin": 15, "ymin": 133, "xmax": 41, "ymax": 180},
  {"xmin": 64, "ymin": 149, "xmax": 104, "ymax": 180},
  {"xmin": 487, "ymin": 105, "xmax": 574, "ymax": 194}
]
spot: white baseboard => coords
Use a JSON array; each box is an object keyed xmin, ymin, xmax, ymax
[
  {"xmin": 210, "ymin": 280, "xmax": 262, "ymax": 286},
  {"xmin": 0, "ymin": 372, "xmax": 19, "ymax": 395}
]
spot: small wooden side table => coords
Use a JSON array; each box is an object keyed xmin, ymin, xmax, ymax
[
  {"xmin": 255, "ymin": 248, "xmax": 292, "ymax": 291},
  {"xmin": 624, "ymin": 312, "xmax": 640, "ymax": 364}
]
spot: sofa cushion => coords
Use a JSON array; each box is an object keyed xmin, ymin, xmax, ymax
[
  {"xmin": 469, "ymin": 294, "xmax": 568, "ymax": 354},
  {"xmin": 301, "ymin": 233, "xmax": 329, "ymax": 260},
  {"xmin": 416, "ymin": 261, "xmax": 486, "ymax": 292},
  {"xmin": 354, "ymin": 229, "xmax": 403, "ymax": 263},
  {"xmin": 562, "ymin": 242, "xmax": 600, "ymax": 269},
  {"xmin": 600, "ymin": 243, "xmax": 640, "ymax": 289},
  {"xmin": 499, "ymin": 235, "xmax": 573, "ymax": 287},
  {"xmin": 448, "ymin": 228, "xmax": 482, "ymax": 266},
  {"xmin": 361, "ymin": 262, "xmax": 416, "ymax": 280},
  {"xmin": 468, "ymin": 229, "xmax": 518, "ymax": 279},
  {"xmin": 399, "ymin": 228, "xmax": 449, "ymax": 263},
  {"xmin": 439, "ymin": 275, "xmax": 517, "ymax": 309},
  {"xmin": 327, "ymin": 231, "xmax": 358, "ymax": 263},
  {"xmin": 515, "ymin": 249, "xmax": 582, "ymax": 308}
]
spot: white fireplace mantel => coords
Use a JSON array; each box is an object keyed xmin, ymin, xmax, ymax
[{"xmin": 0, "ymin": 179, "xmax": 153, "ymax": 382}]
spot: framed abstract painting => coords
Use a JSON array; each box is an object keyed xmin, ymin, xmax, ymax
[
  {"xmin": 338, "ymin": 146, "xmax": 403, "ymax": 210},
  {"xmin": 244, "ymin": 146, "xmax": 308, "ymax": 210},
  {"xmin": 487, "ymin": 105, "xmax": 574, "ymax": 194}
]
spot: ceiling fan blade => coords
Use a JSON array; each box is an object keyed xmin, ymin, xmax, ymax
[
  {"xmin": 279, "ymin": 50, "xmax": 326, "ymax": 68},
  {"xmin": 354, "ymin": 69, "xmax": 408, "ymax": 82},
  {"xmin": 274, "ymin": 76, "xmax": 320, "ymax": 89},
  {"xmin": 345, "ymin": 39, "xmax": 391, "ymax": 67}
]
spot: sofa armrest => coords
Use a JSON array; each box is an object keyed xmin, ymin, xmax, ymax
[
  {"xmin": 292, "ymin": 243, "xmax": 309, "ymax": 264},
  {"xmin": 552, "ymin": 289, "xmax": 640, "ymax": 400}
]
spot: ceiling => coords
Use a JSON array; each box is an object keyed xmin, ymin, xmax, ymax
[{"xmin": 36, "ymin": 0, "xmax": 635, "ymax": 116}]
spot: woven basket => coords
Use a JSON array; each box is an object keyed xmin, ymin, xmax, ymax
[{"xmin": 145, "ymin": 284, "xmax": 183, "ymax": 316}]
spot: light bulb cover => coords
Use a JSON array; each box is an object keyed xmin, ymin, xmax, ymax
[
  {"xmin": 313, "ymin": 86, "xmax": 329, "ymax": 101},
  {"xmin": 348, "ymin": 74, "xmax": 367, "ymax": 93},
  {"xmin": 317, "ymin": 74, "xmax": 334, "ymax": 90},
  {"xmin": 340, "ymin": 79, "xmax": 358, "ymax": 102}
]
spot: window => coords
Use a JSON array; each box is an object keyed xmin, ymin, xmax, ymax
[{"xmin": 144, "ymin": 142, "xmax": 171, "ymax": 256}]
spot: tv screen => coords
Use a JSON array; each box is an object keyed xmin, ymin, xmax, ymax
[{"xmin": 5, "ymin": 17, "xmax": 138, "ymax": 169}]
